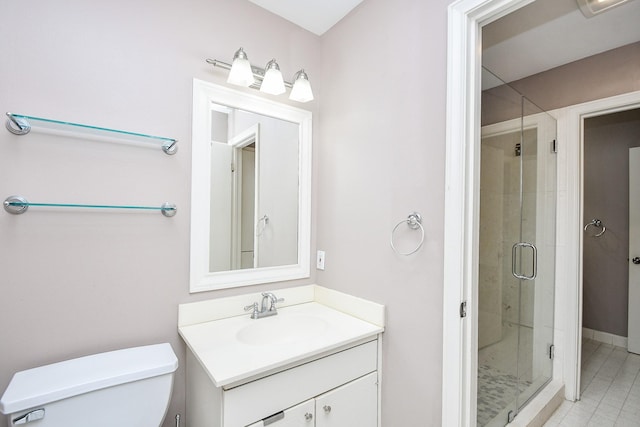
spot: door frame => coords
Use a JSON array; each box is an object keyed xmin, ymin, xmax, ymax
[
  {"xmin": 443, "ymin": 0, "xmax": 538, "ymax": 425},
  {"xmin": 629, "ymin": 147, "xmax": 640, "ymax": 354},
  {"xmin": 229, "ymin": 124, "xmax": 261, "ymax": 269},
  {"xmin": 554, "ymin": 90, "xmax": 640, "ymax": 400},
  {"xmin": 444, "ymin": 0, "xmax": 640, "ymax": 424}
]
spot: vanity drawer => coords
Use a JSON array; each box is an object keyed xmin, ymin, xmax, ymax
[{"xmin": 222, "ymin": 340, "xmax": 378, "ymax": 427}]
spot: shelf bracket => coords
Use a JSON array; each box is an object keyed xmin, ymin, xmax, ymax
[{"xmin": 5, "ymin": 113, "xmax": 31, "ymax": 135}]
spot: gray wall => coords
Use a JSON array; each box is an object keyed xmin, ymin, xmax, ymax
[
  {"xmin": 0, "ymin": 2, "xmax": 320, "ymax": 426},
  {"xmin": 510, "ymin": 42, "xmax": 640, "ymax": 113},
  {"xmin": 482, "ymin": 41, "xmax": 640, "ymax": 125},
  {"xmin": 583, "ymin": 109, "xmax": 640, "ymax": 337},
  {"xmin": 0, "ymin": 0, "xmax": 454, "ymax": 426},
  {"xmin": 317, "ymin": 1, "xmax": 449, "ymax": 424}
]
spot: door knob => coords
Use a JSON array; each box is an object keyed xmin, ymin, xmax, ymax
[{"xmin": 633, "ymin": 257, "xmax": 640, "ymax": 265}]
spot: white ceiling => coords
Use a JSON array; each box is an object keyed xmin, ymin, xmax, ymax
[
  {"xmin": 248, "ymin": 0, "xmax": 364, "ymax": 36},
  {"xmin": 482, "ymin": 0, "xmax": 640, "ymax": 85}
]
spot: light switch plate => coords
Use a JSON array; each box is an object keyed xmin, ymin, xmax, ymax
[{"xmin": 316, "ymin": 250, "xmax": 325, "ymax": 270}]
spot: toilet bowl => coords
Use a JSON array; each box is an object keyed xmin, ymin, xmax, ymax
[{"xmin": 0, "ymin": 343, "xmax": 178, "ymax": 427}]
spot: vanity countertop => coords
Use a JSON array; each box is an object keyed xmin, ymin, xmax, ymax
[{"xmin": 179, "ymin": 301, "xmax": 383, "ymax": 388}]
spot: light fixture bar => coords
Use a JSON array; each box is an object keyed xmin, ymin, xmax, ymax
[{"xmin": 206, "ymin": 59, "xmax": 294, "ymax": 89}]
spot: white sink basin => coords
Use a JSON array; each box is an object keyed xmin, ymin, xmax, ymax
[
  {"xmin": 236, "ymin": 314, "xmax": 329, "ymax": 346},
  {"xmin": 179, "ymin": 301, "xmax": 384, "ymax": 386}
]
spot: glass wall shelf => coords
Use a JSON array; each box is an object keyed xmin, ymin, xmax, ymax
[
  {"xmin": 4, "ymin": 196, "xmax": 177, "ymax": 217},
  {"xmin": 5, "ymin": 112, "xmax": 178, "ymax": 155}
]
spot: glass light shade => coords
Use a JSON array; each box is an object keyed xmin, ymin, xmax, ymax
[
  {"xmin": 260, "ymin": 60, "xmax": 286, "ymax": 95},
  {"xmin": 289, "ymin": 70, "xmax": 314, "ymax": 103},
  {"xmin": 227, "ymin": 48, "xmax": 255, "ymax": 87}
]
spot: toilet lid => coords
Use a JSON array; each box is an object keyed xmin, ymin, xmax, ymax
[{"xmin": 0, "ymin": 343, "xmax": 178, "ymax": 414}]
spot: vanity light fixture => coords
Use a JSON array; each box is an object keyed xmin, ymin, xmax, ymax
[
  {"xmin": 206, "ymin": 48, "xmax": 314, "ymax": 103},
  {"xmin": 226, "ymin": 48, "xmax": 255, "ymax": 87},
  {"xmin": 289, "ymin": 70, "xmax": 314, "ymax": 103},
  {"xmin": 260, "ymin": 59, "xmax": 286, "ymax": 95},
  {"xmin": 576, "ymin": 0, "xmax": 633, "ymax": 17}
]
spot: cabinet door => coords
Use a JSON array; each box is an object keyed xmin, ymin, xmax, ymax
[
  {"xmin": 315, "ymin": 372, "xmax": 378, "ymax": 427},
  {"xmin": 246, "ymin": 399, "xmax": 315, "ymax": 427}
]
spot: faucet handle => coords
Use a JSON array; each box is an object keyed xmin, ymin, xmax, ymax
[{"xmin": 244, "ymin": 302, "xmax": 259, "ymax": 318}]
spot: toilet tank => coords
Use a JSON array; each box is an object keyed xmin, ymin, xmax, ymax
[{"xmin": 0, "ymin": 343, "xmax": 178, "ymax": 427}]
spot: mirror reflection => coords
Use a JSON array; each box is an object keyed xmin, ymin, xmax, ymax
[
  {"xmin": 190, "ymin": 79, "xmax": 311, "ymax": 292},
  {"xmin": 209, "ymin": 104, "xmax": 299, "ymax": 272}
]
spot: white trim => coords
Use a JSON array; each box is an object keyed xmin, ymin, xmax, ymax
[
  {"xmin": 229, "ymin": 124, "xmax": 261, "ymax": 269},
  {"xmin": 444, "ymin": 1, "xmax": 544, "ymax": 425},
  {"xmin": 445, "ymin": 0, "xmax": 640, "ymax": 423},
  {"xmin": 190, "ymin": 79, "xmax": 312, "ymax": 292},
  {"xmin": 228, "ymin": 123, "xmax": 259, "ymax": 148},
  {"xmin": 554, "ymin": 89, "xmax": 640, "ymax": 400}
]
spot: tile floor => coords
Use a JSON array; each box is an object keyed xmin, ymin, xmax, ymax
[
  {"xmin": 478, "ymin": 322, "xmax": 541, "ymax": 426},
  {"xmin": 544, "ymin": 339, "xmax": 640, "ymax": 426}
]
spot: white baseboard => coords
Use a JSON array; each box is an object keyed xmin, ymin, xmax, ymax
[{"xmin": 582, "ymin": 327, "xmax": 628, "ymax": 348}]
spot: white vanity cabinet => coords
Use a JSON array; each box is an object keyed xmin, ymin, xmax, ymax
[
  {"xmin": 178, "ymin": 287, "xmax": 385, "ymax": 427},
  {"xmin": 185, "ymin": 339, "xmax": 380, "ymax": 427},
  {"xmin": 314, "ymin": 372, "xmax": 378, "ymax": 426},
  {"xmin": 247, "ymin": 372, "xmax": 378, "ymax": 427}
]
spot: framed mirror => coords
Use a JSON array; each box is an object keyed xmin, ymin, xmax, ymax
[{"xmin": 190, "ymin": 79, "xmax": 312, "ymax": 292}]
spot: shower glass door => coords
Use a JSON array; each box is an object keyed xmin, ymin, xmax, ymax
[{"xmin": 478, "ymin": 68, "xmax": 556, "ymax": 426}]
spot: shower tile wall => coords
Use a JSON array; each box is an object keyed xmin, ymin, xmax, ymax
[
  {"xmin": 480, "ymin": 144, "xmax": 504, "ymax": 348},
  {"xmin": 480, "ymin": 129, "xmax": 538, "ymax": 339}
]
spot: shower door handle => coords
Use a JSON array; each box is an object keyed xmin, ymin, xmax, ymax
[{"xmin": 512, "ymin": 242, "xmax": 537, "ymax": 280}]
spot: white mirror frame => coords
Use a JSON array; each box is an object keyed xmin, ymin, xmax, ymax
[{"xmin": 190, "ymin": 78, "xmax": 312, "ymax": 292}]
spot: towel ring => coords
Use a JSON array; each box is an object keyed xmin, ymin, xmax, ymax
[
  {"xmin": 583, "ymin": 218, "xmax": 606, "ymax": 237},
  {"xmin": 390, "ymin": 212, "xmax": 425, "ymax": 256}
]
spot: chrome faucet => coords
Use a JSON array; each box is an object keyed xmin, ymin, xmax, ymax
[{"xmin": 244, "ymin": 292, "xmax": 284, "ymax": 319}]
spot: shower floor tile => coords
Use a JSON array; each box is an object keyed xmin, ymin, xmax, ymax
[
  {"xmin": 478, "ymin": 364, "xmax": 532, "ymax": 426},
  {"xmin": 477, "ymin": 321, "xmax": 538, "ymax": 426}
]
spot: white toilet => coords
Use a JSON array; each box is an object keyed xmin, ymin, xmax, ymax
[{"xmin": 0, "ymin": 343, "xmax": 178, "ymax": 427}]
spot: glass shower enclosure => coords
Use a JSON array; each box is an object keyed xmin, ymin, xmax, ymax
[{"xmin": 477, "ymin": 68, "xmax": 557, "ymax": 426}]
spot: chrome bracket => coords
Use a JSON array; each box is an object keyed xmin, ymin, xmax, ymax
[
  {"xmin": 4, "ymin": 195, "xmax": 29, "ymax": 215},
  {"xmin": 161, "ymin": 202, "xmax": 178, "ymax": 217},
  {"xmin": 407, "ymin": 212, "xmax": 422, "ymax": 229},
  {"xmin": 162, "ymin": 140, "xmax": 178, "ymax": 155},
  {"xmin": 5, "ymin": 113, "xmax": 31, "ymax": 135}
]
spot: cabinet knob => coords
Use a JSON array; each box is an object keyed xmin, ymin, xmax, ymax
[
  {"xmin": 304, "ymin": 412, "xmax": 313, "ymax": 421},
  {"xmin": 323, "ymin": 405, "xmax": 332, "ymax": 413}
]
